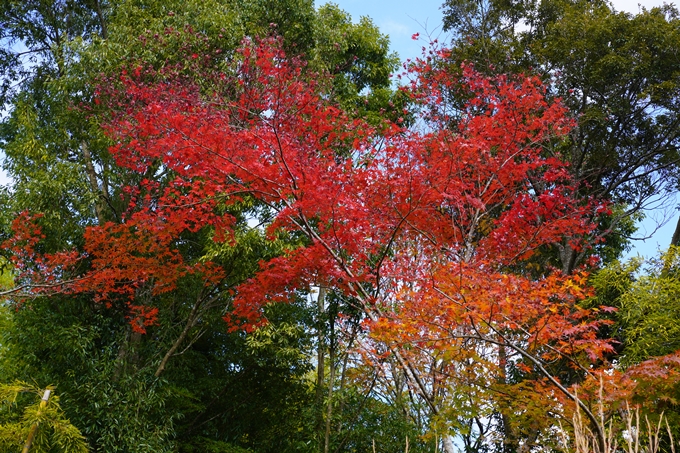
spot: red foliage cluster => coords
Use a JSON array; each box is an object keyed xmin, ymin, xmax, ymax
[
  {"xmin": 5, "ymin": 38, "xmax": 607, "ymax": 352},
  {"xmin": 4, "ymin": 213, "xmax": 81, "ymax": 295}
]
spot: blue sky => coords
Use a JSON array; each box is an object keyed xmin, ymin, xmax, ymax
[
  {"xmin": 321, "ymin": 0, "xmax": 448, "ymax": 65},
  {"xmin": 321, "ymin": 0, "xmax": 676, "ymax": 260},
  {"xmin": 323, "ymin": 0, "xmax": 669, "ymax": 64}
]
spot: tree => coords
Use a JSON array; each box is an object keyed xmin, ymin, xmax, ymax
[
  {"xmin": 615, "ymin": 248, "xmax": 680, "ymax": 366},
  {"xmin": 440, "ymin": 0, "xmax": 680, "ymax": 271},
  {"xmin": 3, "ymin": 36, "xmax": 621, "ymax": 452},
  {"xmin": 587, "ymin": 248, "xmax": 680, "ymax": 440}
]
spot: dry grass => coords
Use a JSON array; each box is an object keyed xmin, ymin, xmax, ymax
[{"xmin": 558, "ymin": 382, "xmax": 676, "ymax": 453}]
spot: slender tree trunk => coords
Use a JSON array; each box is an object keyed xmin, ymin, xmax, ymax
[
  {"xmin": 498, "ymin": 341, "xmax": 515, "ymax": 452},
  {"xmin": 671, "ymin": 215, "xmax": 680, "ymax": 247},
  {"xmin": 113, "ymin": 328, "xmax": 142, "ymax": 381},
  {"xmin": 93, "ymin": 0, "xmax": 108, "ymax": 39},
  {"xmin": 155, "ymin": 294, "xmax": 205, "ymax": 377},
  {"xmin": 315, "ymin": 286, "xmax": 327, "ymax": 449},
  {"xmin": 559, "ymin": 243, "xmax": 578, "ymax": 275},
  {"xmin": 441, "ymin": 434, "xmax": 456, "ymax": 453},
  {"xmin": 324, "ymin": 318, "xmax": 336, "ymax": 453},
  {"xmin": 336, "ymin": 322, "xmax": 358, "ymax": 435},
  {"xmin": 82, "ymin": 141, "xmax": 106, "ymax": 225}
]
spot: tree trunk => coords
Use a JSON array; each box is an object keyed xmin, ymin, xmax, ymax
[
  {"xmin": 441, "ymin": 434, "xmax": 457, "ymax": 453},
  {"xmin": 671, "ymin": 215, "xmax": 680, "ymax": 247},
  {"xmin": 155, "ymin": 293, "xmax": 205, "ymax": 377},
  {"xmin": 81, "ymin": 141, "xmax": 106, "ymax": 225},
  {"xmin": 315, "ymin": 287, "xmax": 327, "ymax": 450},
  {"xmin": 498, "ymin": 341, "xmax": 516, "ymax": 452},
  {"xmin": 324, "ymin": 319, "xmax": 336, "ymax": 453}
]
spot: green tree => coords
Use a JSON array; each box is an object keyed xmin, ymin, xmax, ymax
[
  {"xmin": 585, "ymin": 249, "xmax": 680, "ymax": 448},
  {"xmin": 592, "ymin": 248, "xmax": 680, "ymax": 367},
  {"xmin": 441, "ymin": 0, "xmax": 680, "ymax": 272}
]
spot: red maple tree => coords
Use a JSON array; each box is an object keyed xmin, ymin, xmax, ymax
[{"xmin": 4, "ymin": 37, "xmax": 622, "ymax": 449}]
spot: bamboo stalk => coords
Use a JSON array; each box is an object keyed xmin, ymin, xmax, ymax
[{"xmin": 22, "ymin": 389, "xmax": 51, "ymax": 453}]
